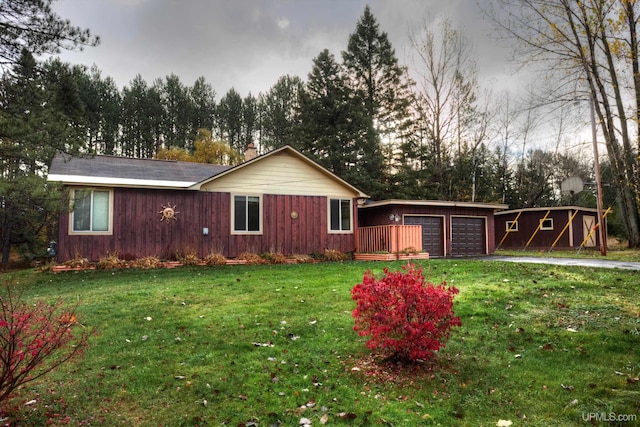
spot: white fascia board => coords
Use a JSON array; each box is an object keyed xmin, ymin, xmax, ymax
[{"xmin": 47, "ymin": 174, "xmax": 194, "ymax": 189}]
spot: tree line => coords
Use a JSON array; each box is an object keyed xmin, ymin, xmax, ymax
[{"xmin": 1, "ymin": 0, "xmax": 639, "ymax": 263}]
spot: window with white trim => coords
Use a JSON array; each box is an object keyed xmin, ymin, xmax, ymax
[
  {"xmin": 233, "ymin": 195, "xmax": 262, "ymax": 233},
  {"xmin": 70, "ymin": 189, "xmax": 113, "ymax": 234},
  {"xmin": 540, "ymin": 218, "xmax": 554, "ymax": 230},
  {"xmin": 329, "ymin": 198, "xmax": 352, "ymax": 232},
  {"xmin": 505, "ymin": 220, "xmax": 518, "ymax": 232}
]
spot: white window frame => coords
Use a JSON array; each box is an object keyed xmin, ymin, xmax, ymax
[
  {"xmin": 231, "ymin": 194, "xmax": 263, "ymax": 235},
  {"xmin": 328, "ymin": 198, "xmax": 353, "ymax": 234},
  {"xmin": 69, "ymin": 188, "xmax": 114, "ymax": 235},
  {"xmin": 505, "ymin": 220, "xmax": 519, "ymax": 232},
  {"xmin": 540, "ymin": 218, "xmax": 554, "ymax": 230}
]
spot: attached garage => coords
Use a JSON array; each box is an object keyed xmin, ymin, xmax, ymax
[{"xmin": 358, "ymin": 200, "xmax": 507, "ymax": 257}]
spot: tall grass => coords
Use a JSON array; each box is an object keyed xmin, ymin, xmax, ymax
[{"xmin": 1, "ymin": 260, "xmax": 638, "ymax": 426}]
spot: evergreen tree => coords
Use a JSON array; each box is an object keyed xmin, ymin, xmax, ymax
[
  {"xmin": 75, "ymin": 65, "xmax": 121, "ymax": 154},
  {"xmin": 160, "ymin": 74, "xmax": 193, "ymax": 150},
  {"xmin": 216, "ymin": 88, "xmax": 244, "ymax": 151},
  {"xmin": 189, "ymin": 76, "xmax": 216, "ymax": 138},
  {"xmin": 297, "ymin": 49, "xmax": 374, "ymax": 194},
  {"xmin": 0, "ymin": 0, "xmax": 98, "ymax": 68},
  {"xmin": 342, "ymin": 6, "xmax": 415, "ymax": 199},
  {"xmin": 260, "ymin": 75, "xmax": 303, "ymax": 150},
  {"xmin": 121, "ymin": 75, "xmax": 165, "ymax": 158},
  {"xmin": 242, "ymin": 93, "xmax": 258, "ymax": 149},
  {"xmin": 0, "ymin": 52, "xmax": 86, "ymax": 262}
]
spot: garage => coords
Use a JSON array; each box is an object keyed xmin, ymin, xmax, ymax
[
  {"xmin": 451, "ymin": 217, "xmax": 486, "ymax": 256},
  {"xmin": 357, "ymin": 200, "xmax": 507, "ymax": 257},
  {"xmin": 404, "ymin": 216, "xmax": 444, "ymax": 257}
]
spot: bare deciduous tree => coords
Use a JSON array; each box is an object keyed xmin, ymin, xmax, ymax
[{"xmin": 486, "ymin": 0, "xmax": 640, "ymax": 247}]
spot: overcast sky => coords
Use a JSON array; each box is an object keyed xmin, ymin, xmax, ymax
[{"xmin": 51, "ymin": 0, "xmax": 517, "ymax": 97}]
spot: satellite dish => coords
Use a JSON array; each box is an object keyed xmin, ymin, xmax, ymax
[{"xmin": 561, "ymin": 176, "xmax": 584, "ymax": 195}]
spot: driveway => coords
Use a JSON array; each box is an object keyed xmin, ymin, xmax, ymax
[{"xmin": 483, "ymin": 256, "xmax": 640, "ymax": 271}]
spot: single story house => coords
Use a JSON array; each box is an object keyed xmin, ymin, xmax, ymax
[
  {"xmin": 48, "ymin": 145, "xmax": 368, "ymax": 262},
  {"xmin": 494, "ymin": 206, "xmax": 605, "ymax": 250},
  {"xmin": 357, "ymin": 200, "xmax": 508, "ymax": 257}
]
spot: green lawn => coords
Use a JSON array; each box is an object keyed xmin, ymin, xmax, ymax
[{"xmin": 1, "ymin": 260, "xmax": 639, "ymax": 426}]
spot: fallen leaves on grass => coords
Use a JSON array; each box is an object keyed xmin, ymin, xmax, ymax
[
  {"xmin": 253, "ymin": 341, "xmax": 274, "ymax": 347},
  {"xmin": 347, "ymin": 353, "xmax": 444, "ymax": 386}
]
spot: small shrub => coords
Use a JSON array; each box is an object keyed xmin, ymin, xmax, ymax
[
  {"xmin": 351, "ymin": 263, "xmax": 461, "ymax": 363},
  {"xmin": 238, "ymin": 252, "xmax": 266, "ymax": 265},
  {"xmin": 0, "ymin": 281, "xmax": 88, "ymax": 403},
  {"xmin": 62, "ymin": 252, "xmax": 92, "ymax": 268},
  {"xmin": 264, "ymin": 252, "xmax": 287, "ymax": 264},
  {"xmin": 96, "ymin": 252, "xmax": 129, "ymax": 270},
  {"xmin": 291, "ymin": 254, "xmax": 313, "ymax": 264},
  {"xmin": 203, "ymin": 252, "xmax": 227, "ymax": 266},
  {"xmin": 323, "ymin": 249, "xmax": 349, "ymax": 262},
  {"xmin": 399, "ymin": 247, "xmax": 419, "ymax": 255},
  {"xmin": 131, "ymin": 256, "xmax": 164, "ymax": 269},
  {"xmin": 176, "ymin": 250, "xmax": 201, "ymax": 266}
]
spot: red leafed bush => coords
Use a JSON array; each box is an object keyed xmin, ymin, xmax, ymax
[
  {"xmin": 0, "ymin": 281, "xmax": 88, "ymax": 403},
  {"xmin": 351, "ymin": 263, "xmax": 461, "ymax": 362}
]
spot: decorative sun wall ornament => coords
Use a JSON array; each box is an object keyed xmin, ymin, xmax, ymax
[{"xmin": 159, "ymin": 203, "xmax": 179, "ymax": 222}]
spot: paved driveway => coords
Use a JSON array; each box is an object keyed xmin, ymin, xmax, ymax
[{"xmin": 483, "ymin": 256, "xmax": 640, "ymax": 271}]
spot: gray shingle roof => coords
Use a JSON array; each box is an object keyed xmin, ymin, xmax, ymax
[{"xmin": 49, "ymin": 153, "xmax": 232, "ymax": 186}]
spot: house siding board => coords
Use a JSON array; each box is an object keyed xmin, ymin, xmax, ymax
[
  {"xmin": 495, "ymin": 208, "xmax": 599, "ymax": 249},
  {"xmin": 200, "ymin": 151, "xmax": 357, "ymax": 197},
  {"xmin": 57, "ymin": 189, "xmax": 356, "ymax": 262}
]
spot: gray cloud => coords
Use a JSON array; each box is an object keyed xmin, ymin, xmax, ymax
[{"xmin": 51, "ymin": 0, "xmax": 513, "ymax": 96}]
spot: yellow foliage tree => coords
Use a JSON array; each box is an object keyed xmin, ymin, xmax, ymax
[
  {"xmin": 155, "ymin": 147, "xmax": 192, "ymax": 161},
  {"xmin": 192, "ymin": 129, "xmax": 244, "ymax": 165},
  {"xmin": 154, "ymin": 129, "xmax": 244, "ymax": 166}
]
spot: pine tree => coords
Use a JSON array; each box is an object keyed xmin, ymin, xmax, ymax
[
  {"xmin": 260, "ymin": 75, "xmax": 303, "ymax": 150},
  {"xmin": 342, "ymin": 6, "xmax": 415, "ymax": 198},
  {"xmin": 0, "ymin": 52, "xmax": 86, "ymax": 263},
  {"xmin": 297, "ymin": 49, "xmax": 371, "ymax": 193},
  {"xmin": 0, "ymin": 0, "xmax": 98, "ymax": 67},
  {"xmin": 216, "ymin": 88, "xmax": 244, "ymax": 151}
]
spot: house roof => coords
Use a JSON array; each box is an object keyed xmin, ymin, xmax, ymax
[
  {"xmin": 494, "ymin": 206, "xmax": 599, "ymax": 216},
  {"xmin": 48, "ymin": 153, "xmax": 232, "ymax": 189},
  {"xmin": 47, "ymin": 147, "xmax": 369, "ymax": 199},
  {"xmin": 359, "ymin": 199, "xmax": 509, "ymax": 211}
]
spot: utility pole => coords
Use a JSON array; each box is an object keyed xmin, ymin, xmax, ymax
[{"xmin": 590, "ymin": 96, "xmax": 607, "ymax": 256}]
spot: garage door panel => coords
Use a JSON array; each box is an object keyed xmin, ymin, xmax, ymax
[
  {"xmin": 405, "ymin": 216, "xmax": 444, "ymax": 257},
  {"xmin": 451, "ymin": 217, "xmax": 485, "ymax": 256}
]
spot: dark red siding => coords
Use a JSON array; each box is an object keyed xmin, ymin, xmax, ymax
[
  {"xmin": 495, "ymin": 209, "xmax": 600, "ymax": 250},
  {"xmin": 57, "ymin": 188, "xmax": 357, "ymax": 262}
]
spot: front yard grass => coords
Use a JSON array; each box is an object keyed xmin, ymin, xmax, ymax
[{"xmin": 1, "ymin": 259, "xmax": 639, "ymax": 426}]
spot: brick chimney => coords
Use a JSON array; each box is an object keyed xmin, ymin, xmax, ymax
[{"xmin": 244, "ymin": 143, "xmax": 257, "ymax": 161}]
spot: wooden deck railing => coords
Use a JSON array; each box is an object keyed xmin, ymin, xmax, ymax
[{"xmin": 357, "ymin": 225, "xmax": 423, "ymax": 254}]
